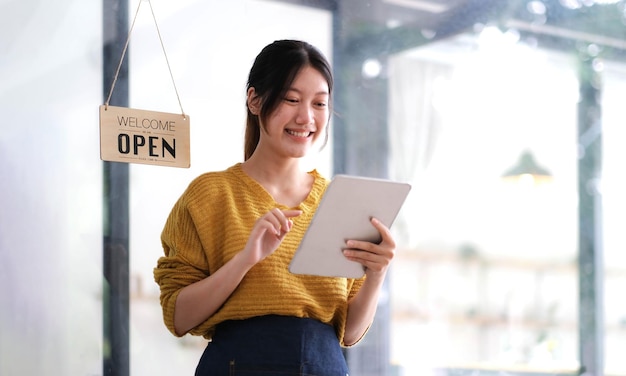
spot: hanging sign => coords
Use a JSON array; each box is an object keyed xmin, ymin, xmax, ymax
[
  {"xmin": 99, "ymin": 105, "xmax": 190, "ymax": 168},
  {"xmin": 99, "ymin": 0, "xmax": 190, "ymax": 168}
]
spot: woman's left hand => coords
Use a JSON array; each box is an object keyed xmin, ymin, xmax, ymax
[{"xmin": 342, "ymin": 217, "xmax": 396, "ymax": 279}]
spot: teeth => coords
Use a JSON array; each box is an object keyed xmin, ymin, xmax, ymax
[{"xmin": 287, "ymin": 130, "xmax": 310, "ymax": 137}]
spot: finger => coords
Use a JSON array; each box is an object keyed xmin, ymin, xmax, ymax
[
  {"xmin": 262, "ymin": 209, "xmax": 285, "ymax": 236},
  {"xmin": 345, "ymin": 239, "xmax": 377, "ymax": 254},
  {"xmin": 282, "ymin": 209, "xmax": 303, "ymax": 218},
  {"xmin": 370, "ymin": 217, "xmax": 394, "ymax": 245},
  {"xmin": 342, "ymin": 248, "xmax": 389, "ymax": 273},
  {"xmin": 359, "ymin": 218, "xmax": 396, "ymax": 252},
  {"xmin": 278, "ymin": 209, "xmax": 302, "ymax": 232},
  {"xmin": 254, "ymin": 216, "xmax": 281, "ymax": 238},
  {"xmin": 343, "ymin": 247, "xmax": 378, "ymax": 262},
  {"xmin": 268, "ymin": 209, "xmax": 301, "ymax": 235},
  {"xmin": 345, "ymin": 238, "xmax": 395, "ymax": 260},
  {"xmin": 344, "ymin": 218, "xmax": 391, "ymax": 249}
]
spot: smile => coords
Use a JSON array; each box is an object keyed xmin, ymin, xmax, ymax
[{"xmin": 286, "ymin": 129, "xmax": 312, "ymax": 138}]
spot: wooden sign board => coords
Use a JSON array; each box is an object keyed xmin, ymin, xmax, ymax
[{"xmin": 99, "ymin": 105, "xmax": 190, "ymax": 168}]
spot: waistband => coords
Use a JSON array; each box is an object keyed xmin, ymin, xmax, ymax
[{"xmin": 213, "ymin": 315, "xmax": 336, "ymax": 342}]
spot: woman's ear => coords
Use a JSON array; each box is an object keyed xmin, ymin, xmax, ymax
[{"xmin": 247, "ymin": 87, "xmax": 261, "ymax": 115}]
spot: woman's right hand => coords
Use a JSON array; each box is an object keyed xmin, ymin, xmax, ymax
[
  {"xmin": 241, "ymin": 208, "xmax": 302, "ymax": 266},
  {"xmin": 172, "ymin": 207, "xmax": 302, "ymax": 336}
]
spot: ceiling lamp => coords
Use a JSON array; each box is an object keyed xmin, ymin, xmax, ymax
[{"xmin": 502, "ymin": 150, "xmax": 552, "ymax": 185}]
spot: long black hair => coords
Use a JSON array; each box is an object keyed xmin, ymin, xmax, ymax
[{"xmin": 244, "ymin": 40, "xmax": 333, "ymax": 160}]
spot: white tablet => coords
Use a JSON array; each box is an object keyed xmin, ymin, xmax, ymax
[{"xmin": 289, "ymin": 175, "xmax": 411, "ymax": 278}]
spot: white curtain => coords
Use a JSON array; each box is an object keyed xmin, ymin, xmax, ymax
[{"xmin": 388, "ymin": 54, "xmax": 453, "ymax": 247}]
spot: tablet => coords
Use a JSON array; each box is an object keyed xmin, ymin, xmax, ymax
[{"xmin": 289, "ymin": 175, "xmax": 411, "ymax": 278}]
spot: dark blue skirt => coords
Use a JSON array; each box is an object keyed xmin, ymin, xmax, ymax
[{"xmin": 195, "ymin": 315, "xmax": 349, "ymax": 376}]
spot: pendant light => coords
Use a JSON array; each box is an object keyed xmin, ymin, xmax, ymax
[{"xmin": 502, "ymin": 150, "xmax": 552, "ymax": 185}]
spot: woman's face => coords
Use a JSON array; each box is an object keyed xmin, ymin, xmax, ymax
[{"xmin": 256, "ymin": 65, "xmax": 330, "ymax": 160}]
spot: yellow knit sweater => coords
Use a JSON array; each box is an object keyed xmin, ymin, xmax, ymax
[{"xmin": 153, "ymin": 163, "xmax": 365, "ymax": 345}]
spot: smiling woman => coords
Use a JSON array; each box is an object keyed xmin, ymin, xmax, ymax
[
  {"xmin": 153, "ymin": 39, "xmax": 397, "ymax": 375},
  {"xmin": 246, "ymin": 65, "xmax": 329, "ymax": 159},
  {"xmin": 243, "ymin": 45, "xmax": 331, "ymax": 160}
]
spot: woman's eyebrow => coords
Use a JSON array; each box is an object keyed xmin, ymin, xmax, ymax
[{"xmin": 287, "ymin": 88, "xmax": 329, "ymax": 96}]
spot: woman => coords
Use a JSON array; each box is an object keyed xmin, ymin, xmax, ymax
[{"xmin": 154, "ymin": 39, "xmax": 396, "ymax": 375}]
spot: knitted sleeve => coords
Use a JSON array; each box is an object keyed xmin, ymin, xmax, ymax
[{"xmin": 153, "ymin": 191, "xmax": 209, "ymax": 337}]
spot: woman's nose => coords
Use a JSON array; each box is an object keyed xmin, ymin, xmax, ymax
[{"xmin": 295, "ymin": 104, "xmax": 314, "ymax": 124}]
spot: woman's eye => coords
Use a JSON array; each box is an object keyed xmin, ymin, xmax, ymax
[
  {"xmin": 285, "ymin": 98, "xmax": 299, "ymax": 103},
  {"xmin": 315, "ymin": 102, "xmax": 327, "ymax": 108}
]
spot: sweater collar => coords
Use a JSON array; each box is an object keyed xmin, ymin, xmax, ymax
[{"xmin": 230, "ymin": 163, "xmax": 328, "ymax": 211}]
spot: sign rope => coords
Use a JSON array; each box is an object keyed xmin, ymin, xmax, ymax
[{"xmin": 104, "ymin": 0, "xmax": 186, "ymax": 119}]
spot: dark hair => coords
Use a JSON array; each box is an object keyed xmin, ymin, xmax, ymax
[{"xmin": 244, "ymin": 40, "xmax": 334, "ymax": 160}]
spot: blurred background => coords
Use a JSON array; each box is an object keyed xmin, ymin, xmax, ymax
[{"xmin": 1, "ymin": 0, "xmax": 626, "ymax": 375}]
